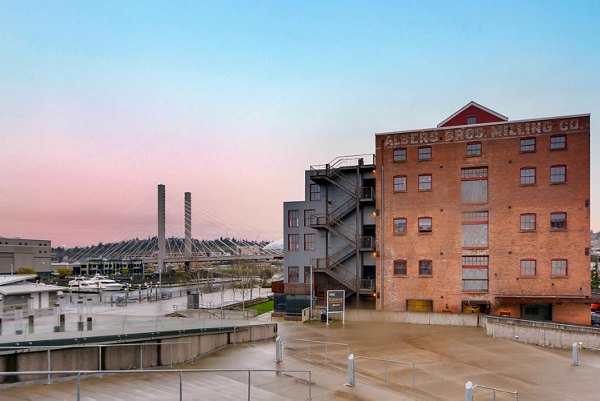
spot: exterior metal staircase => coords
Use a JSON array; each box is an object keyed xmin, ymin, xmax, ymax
[
  {"xmin": 312, "ymin": 257, "xmax": 357, "ymax": 296},
  {"xmin": 308, "ymin": 154, "xmax": 375, "ymax": 298}
]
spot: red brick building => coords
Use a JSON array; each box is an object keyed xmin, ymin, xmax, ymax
[{"xmin": 375, "ymin": 102, "xmax": 591, "ymax": 325}]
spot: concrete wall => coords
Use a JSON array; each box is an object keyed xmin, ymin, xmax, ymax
[
  {"xmin": 486, "ymin": 316, "xmax": 600, "ymax": 349},
  {"xmin": 346, "ymin": 309, "xmax": 483, "ymax": 327},
  {"xmin": 0, "ymin": 323, "xmax": 277, "ymax": 384}
]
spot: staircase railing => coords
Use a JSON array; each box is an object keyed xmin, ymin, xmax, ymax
[
  {"xmin": 330, "ymin": 197, "xmax": 357, "ymax": 222},
  {"xmin": 312, "ymin": 257, "xmax": 356, "ymax": 292},
  {"xmin": 331, "ymin": 243, "xmax": 355, "ymax": 265}
]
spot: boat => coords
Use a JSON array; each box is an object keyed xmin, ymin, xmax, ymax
[
  {"xmin": 90, "ymin": 275, "xmax": 124, "ymax": 291},
  {"xmin": 67, "ymin": 277, "xmax": 100, "ymax": 292},
  {"xmin": 67, "ymin": 275, "xmax": 124, "ymax": 292}
]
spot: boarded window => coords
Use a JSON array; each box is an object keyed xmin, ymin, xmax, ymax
[
  {"xmin": 461, "ymin": 167, "xmax": 488, "ymax": 204},
  {"xmin": 462, "ymin": 211, "xmax": 488, "ymax": 247},
  {"xmin": 462, "ymin": 256, "xmax": 489, "ymax": 291}
]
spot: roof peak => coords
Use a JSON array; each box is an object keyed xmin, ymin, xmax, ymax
[{"xmin": 437, "ymin": 101, "xmax": 508, "ymax": 127}]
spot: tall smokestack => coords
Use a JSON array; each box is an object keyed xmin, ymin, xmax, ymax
[{"xmin": 185, "ymin": 192, "xmax": 192, "ymax": 257}]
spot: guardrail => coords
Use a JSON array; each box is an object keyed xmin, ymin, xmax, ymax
[
  {"xmin": 0, "ymin": 368, "xmax": 313, "ymax": 401},
  {"xmin": 0, "ymin": 342, "xmax": 193, "ymax": 383},
  {"xmin": 465, "ymin": 381, "xmax": 519, "ymax": 401},
  {"xmin": 347, "ymin": 354, "xmax": 416, "ymax": 387},
  {"xmin": 275, "ymin": 337, "xmax": 350, "ymax": 364}
]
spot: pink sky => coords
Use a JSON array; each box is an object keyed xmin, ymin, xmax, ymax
[{"xmin": 1, "ymin": 2, "xmax": 598, "ymax": 247}]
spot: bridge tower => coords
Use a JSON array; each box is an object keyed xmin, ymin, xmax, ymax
[
  {"xmin": 158, "ymin": 184, "xmax": 166, "ymax": 283},
  {"xmin": 185, "ymin": 192, "xmax": 192, "ymax": 257}
]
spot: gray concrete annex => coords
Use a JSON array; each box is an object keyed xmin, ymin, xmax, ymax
[{"xmin": 2, "ymin": 292, "xmax": 600, "ymax": 400}]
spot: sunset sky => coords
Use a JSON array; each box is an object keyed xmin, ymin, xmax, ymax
[{"xmin": 1, "ymin": 1, "xmax": 599, "ymax": 247}]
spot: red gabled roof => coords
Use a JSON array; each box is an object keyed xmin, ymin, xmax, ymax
[{"xmin": 437, "ymin": 101, "xmax": 508, "ymax": 127}]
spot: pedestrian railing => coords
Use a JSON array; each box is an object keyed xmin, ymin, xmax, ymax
[
  {"xmin": 347, "ymin": 354, "xmax": 416, "ymax": 387},
  {"xmin": 276, "ymin": 337, "xmax": 350, "ymax": 364},
  {"xmin": 0, "ymin": 368, "xmax": 313, "ymax": 401},
  {"xmin": 465, "ymin": 381, "xmax": 518, "ymax": 401},
  {"xmin": 0, "ymin": 342, "xmax": 194, "ymax": 384}
]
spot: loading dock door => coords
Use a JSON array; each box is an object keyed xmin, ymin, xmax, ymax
[
  {"xmin": 521, "ymin": 304, "xmax": 552, "ymax": 321},
  {"xmin": 407, "ymin": 299, "xmax": 433, "ymax": 312}
]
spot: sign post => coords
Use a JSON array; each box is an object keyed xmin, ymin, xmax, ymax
[{"xmin": 326, "ymin": 290, "xmax": 345, "ymax": 325}]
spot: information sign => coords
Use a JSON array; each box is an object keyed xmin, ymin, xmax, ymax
[{"xmin": 326, "ymin": 290, "xmax": 345, "ymax": 325}]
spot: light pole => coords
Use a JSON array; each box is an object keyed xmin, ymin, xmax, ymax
[{"xmin": 309, "ymin": 265, "xmax": 314, "ymax": 321}]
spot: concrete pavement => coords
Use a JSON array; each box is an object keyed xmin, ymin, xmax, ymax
[{"xmin": 3, "ymin": 292, "xmax": 600, "ymax": 400}]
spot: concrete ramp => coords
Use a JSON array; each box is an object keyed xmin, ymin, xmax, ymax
[{"xmin": 0, "ymin": 372, "xmax": 294, "ymax": 401}]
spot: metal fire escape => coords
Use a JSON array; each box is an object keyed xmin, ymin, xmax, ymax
[{"xmin": 308, "ymin": 155, "xmax": 375, "ymax": 298}]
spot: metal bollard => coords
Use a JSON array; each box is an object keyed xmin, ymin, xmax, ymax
[
  {"xmin": 572, "ymin": 342, "xmax": 580, "ymax": 366},
  {"xmin": 347, "ymin": 354, "xmax": 355, "ymax": 387},
  {"xmin": 275, "ymin": 336, "xmax": 283, "ymax": 363},
  {"xmin": 465, "ymin": 381, "xmax": 474, "ymax": 401}
]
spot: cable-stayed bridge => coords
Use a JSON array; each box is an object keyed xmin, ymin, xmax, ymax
[{"xmin": 60, "ymin": 185, "xmax": 282, "ymax": 274}]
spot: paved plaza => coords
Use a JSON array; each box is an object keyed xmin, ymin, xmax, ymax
[{"xmin": 2, "ymin": 292, "xmax": 600, "ymax": 400}]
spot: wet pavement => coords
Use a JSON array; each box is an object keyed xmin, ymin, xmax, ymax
[{"xmin": 2, "ymin": 293, "xmax": 600, "ymax": 400}]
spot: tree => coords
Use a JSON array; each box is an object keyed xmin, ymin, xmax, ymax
[
  {"xmin": 56, "ymin": 267, "xmax": 72, "ymax": 277},
  {"xmin": 15, "ymin": 267, "xmax": 37, "ymax": 275},
  {"xmin": 592, "ymin": 260, "xmax": 600, "ymax": 290}
]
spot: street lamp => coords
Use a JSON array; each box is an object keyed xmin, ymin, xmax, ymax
[{"xmin": 309, "ymin": 265, "xmax": 314, "ymax": 321}]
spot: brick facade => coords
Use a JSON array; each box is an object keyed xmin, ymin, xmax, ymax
[{"xmin": 375, "ymin": 110, "xmax": 591, "ymax": 325}]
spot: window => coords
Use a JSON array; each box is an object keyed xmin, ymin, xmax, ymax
[
  {"xmin": 393, "ymin": 260, "xmax": 407, "ymax": 276},
  {"xmin": 418, "ymin": 217, "xmax": 432, "ymax": 233},
  {"xmin": 467, "ymin": 116, "xmax": 477, "ymax": 125},
  {"xmin": 520, "ymin": 137, "xmax": 536, "ymax": 152},
  {"xmin": 462, "ymin": 256, "xmax": 489, "ymax": 291},
  {"xmin": 288, "ymin": 266, "xmax": 299, "ymax": 283},
  {"xmin": 304, "ymin": 209, "xmax": 315, "ymax": 226},
  {"xmin": 393, "ymin": 218, "xmax": 407, "ymax": 234},
  {"xmin": 418, "ymin": 146, "xmax": 432, "ymax": 160},
  {"xmin": 304, "ymin": 233, "xmax": 315, "ymax": 251},
  {"xmin": 287, "ymin": 234, "xmax": 299, "ymax": 251},
  {"xmin": 551, "ymin": 259, "xmax": 567, "ymax": 276},
  {"xmin": 550, "ymin": 165, "xmax": 566, "ymax": 183},
  {"xmin": 550, "ymin": 212, "xmax": 567, "ymax": 230},
  {"xmin": 310, "ymin": 184, "xmax": 321, "ymax": 201},
  {"xmin": 393, "ymin": 175, "xmax": 407, "ymax": 192},
  {"xmin": 462, "ymin": 211, "xmax": 488, "ymax": 247},
  {"xmin": 418, "ymin": 174, "xmax": 432, "ymax": 190},
  {"xmin": 466, "ymin": 142, "xmax": 482, "ymax": 157},
  {"xmin": 520, "ymin": 167, "xmax": 536, "ymax": 185},
  {"xmin": 304, "ymin": 266, "xmax": 312, "ymax": 283},
  {"xmin": 520, "ymin": 214, "xmax": 536, "ymax": 231},
  {"xmin": 461, "ymin": 167, "xmax": 488, "ymax": 204},
  {"xmin": 550, "ymin": 134, "xmax": 566, "ymax": 150},
  {"xmin": 419, "ymin": 260, "xmax": 432, "ymax": 276},
  {"xmin": 288, "ymin": 210, "xmax": 299, "ymax": 227},
  {"xmin": 520, "ymin": 259, "xmax": 536, "ymax": 277},
  {"xmin": 393, "ymin": 147, "xmax": 407, "ymax": 162}
]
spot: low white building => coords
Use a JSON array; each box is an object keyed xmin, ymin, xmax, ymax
[{"xmin": 0, "ymin": 275, "xmax": 65, "ymax": 313}]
